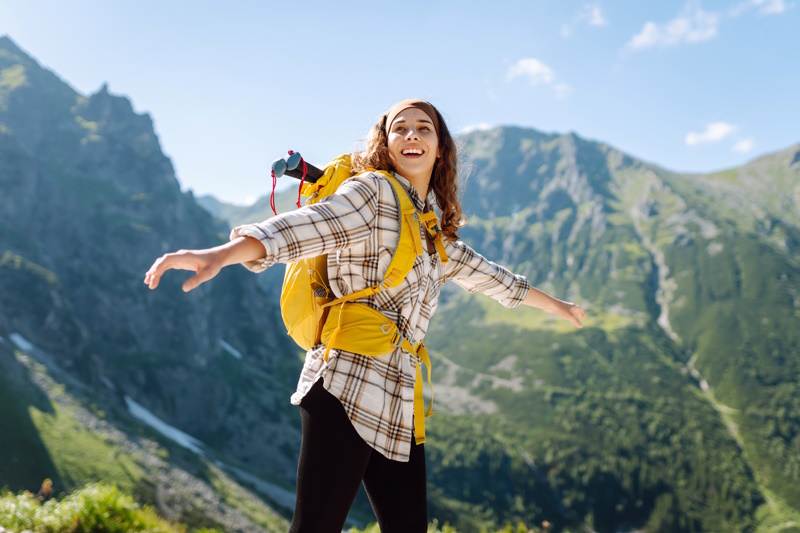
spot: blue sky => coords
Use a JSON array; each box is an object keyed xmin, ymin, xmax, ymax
[{"xmin": 1, "ymin": 0, "xmax": 797, "ymax": 204}]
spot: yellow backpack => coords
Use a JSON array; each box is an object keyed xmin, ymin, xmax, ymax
[{"xmin": 278, "ymin": 153, "xmax": 448, "ymax": 443}]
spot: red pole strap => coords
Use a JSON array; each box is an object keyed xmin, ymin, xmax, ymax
[
  {"xmin": 270, "ymin": 150, "xmax": 306, "ymax": 216},
  {"xmin": 270, "ymin": 168, "xmax": 277, "ymax": 216}
]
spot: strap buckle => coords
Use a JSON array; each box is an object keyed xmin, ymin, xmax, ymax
[
  {"xmin": 381, "ymin": 323, "xmax": 409, "ymax": 349},
  {"xmin": 390, "ymin": 331, "xmax": 404, "ymax": 347}
]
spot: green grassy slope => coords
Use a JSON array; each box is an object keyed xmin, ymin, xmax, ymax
[{"xmin": 0, "ymin": 336, "xmax": 290, "ymax": 532}]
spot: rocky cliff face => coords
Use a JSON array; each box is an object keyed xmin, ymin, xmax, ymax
[{"xmin": 0, "ymin": 36, "xmax": 303, "ymax": 489}]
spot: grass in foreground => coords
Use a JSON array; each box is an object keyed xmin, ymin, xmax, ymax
[
  {"xmin": 1, "ymin": 481, "xmax": 542, "ymax": 533},
  {"xmin": 0, "ymin": 482, "xmax": 220, "ymax": 533}
]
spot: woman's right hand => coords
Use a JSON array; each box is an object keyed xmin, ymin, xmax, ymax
[
  {"xmin": 145, "ymin": 236, "xmax": 267, "ymax": 292},
  {"xmin": 144, "ymin": 248, "xmax": 225, "ymax": 292}
]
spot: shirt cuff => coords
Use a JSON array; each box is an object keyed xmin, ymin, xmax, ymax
[
  {"xmin": 499, "ymin": 275, "xmax": 532, "ymax": 309},
  {"xmin": 229, "ymin": 224, "xmax": 277, "ymax": 272}
]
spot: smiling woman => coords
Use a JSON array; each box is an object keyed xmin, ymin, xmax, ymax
[{"xmin": 144, "ymin": 98, "xmax": 585, "ymax": 533}]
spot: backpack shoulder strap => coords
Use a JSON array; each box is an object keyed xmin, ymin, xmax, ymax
[
  {"xmin": 322, "ymin": 171, "xmax": 427, "ymax": 307},
  {"xmin": 417, "ymin": 211, "xmax": 449, "ymax": 265},
  {"xmin": 380, "ymin": 172, "xmax": 427, "ymax": 287}
]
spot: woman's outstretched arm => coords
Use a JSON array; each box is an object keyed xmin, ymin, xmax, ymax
[
  {"xmin": 443, "ymin": 239, "xmax": 585, "ymax": 328},
  {"xmin": 521, "ymin": 286, "xmax": 585, "ymax": 328},
  {"xmin": 145, "ymin": 173, "xmax": 386, "ymax": 293},
  {"xmin": 144, "ymin": 235, "xmax": 266, "ymax": 292}
]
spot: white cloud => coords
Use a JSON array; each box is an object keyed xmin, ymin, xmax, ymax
[
  {"xmin": 760, "ymin": 0, "xmax": 788, "ymax": 13},
  {"xmin": 562, "ymin": 4, "xmax": 607, "ymax": 37},
  {"xmin": 732, "ymin": 137, "xmax": 755, "ymax": 152},
  {"xmin": 460, "ymin": 123, "xmax": 495, "ymax": 134},
  {"xmin": 627, "ymin": 5, "xmax": 719, "ymax": 50},
  {"xmin": 730, "ymin": 0, "xmax": 788, "ymax": 16},
  {"xmin": 587, "ymin": 5, "xmax": 608, "ymax": 26},
  {"xmin": 686, "ymin": 122, "xmax": 738, "ymax": 146},
  {"xmin": 507, "ymin": 58, "xmax": 555, "ymax": 85},
  {"xmin": 507, "ymin": 58, "xmax": 572, "ymax": 99}
]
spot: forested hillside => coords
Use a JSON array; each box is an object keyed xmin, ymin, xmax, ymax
[{"xmin": 420, "ymin": 129, "xmax": 800, "ymax": 532}]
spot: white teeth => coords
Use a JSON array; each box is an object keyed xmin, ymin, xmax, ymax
[{"xmin": 402, "ymin": 148, "xmax": 423, "ymax": 155}]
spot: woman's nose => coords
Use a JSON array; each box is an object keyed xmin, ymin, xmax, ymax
[{"xmin": 405, "ymin": 128, "xmax": 420, "ymax": 140}]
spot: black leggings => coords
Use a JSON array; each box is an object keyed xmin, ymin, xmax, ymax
[{"xmin": 289, "ymin": 380, "xmax": 428, "ymax": 533}]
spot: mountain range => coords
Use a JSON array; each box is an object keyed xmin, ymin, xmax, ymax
[{"xmin": 2, "ymin": 35, "xmax": 799, "ymax": 532}]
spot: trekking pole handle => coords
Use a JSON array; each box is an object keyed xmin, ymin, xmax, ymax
[
  {"xmin": 284, "ymin": 163, "xmax": 323, "ymax": 183},
  {"xmin": 271, "ymin": 152, "xmax": 323, "ymax": 183},
  {"xmin": 271, "ymin": 158, "xmax": 288, "ymax": 177}
]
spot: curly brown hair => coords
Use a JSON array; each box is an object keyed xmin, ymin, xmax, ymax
[{"xmin": 350, "ymin": 103, "xmax": 466, "ymax": 242}]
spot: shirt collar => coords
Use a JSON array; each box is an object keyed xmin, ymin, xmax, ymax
[{"xmin": 391, "ymin": 172, "xmax": 429, "ymax": 212}]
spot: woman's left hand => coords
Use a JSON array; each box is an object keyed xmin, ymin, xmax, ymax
[{"xmin": 550, "ymin": 300, "xmax": 586, "ymax": 328}]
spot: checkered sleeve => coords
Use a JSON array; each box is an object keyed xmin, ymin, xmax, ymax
[
  {"xmin": 443, "ymin": 240, "xmax": 531, "ymax": 308},
  {"xmin": 229, "ymin": 174, "xmax": 382, "ymax": 272}
]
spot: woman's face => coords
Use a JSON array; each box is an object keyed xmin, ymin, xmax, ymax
[{"xmin": 387, "ymin": 107, "xmax": 439, "ymax": 183}]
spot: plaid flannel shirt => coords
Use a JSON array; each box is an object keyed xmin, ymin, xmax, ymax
[{"xmin": 231, "ymin": 172, "xmax": 531, "ymax": 462}]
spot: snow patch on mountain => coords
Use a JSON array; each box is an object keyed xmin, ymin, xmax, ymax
[
  {"xmin": 125, "ymin": 396, "xmax": 205, "ymax": 456},
  {"xmin": 218, "ymin": 338, "xmax": 243, "ymax": 359},
  {"xmin": 9, "ymin": 332, "xmax": 35, "ymax": 352}
]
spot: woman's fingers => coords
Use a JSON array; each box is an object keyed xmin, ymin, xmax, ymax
[
  {"xmin": 559, "ymin": 303, "xmax": 585, "ymax": 329},
  {"xmin": 144, "ymin": 254, "xmax": 172, "ymax": 290},
  {"xmin": 181, "ymin": 265, "xmax": 220, "ymax": 292},
  {"xmin": 144, "ymin": 257, "xmax": 164, "ymax": 289},
  {"xmin": 144, "ymin": 251, "xmax": 201, "ymax": 290},
  {"xmin": 574, "ymin": 306, "xmax": 586, "ymax": 328}
]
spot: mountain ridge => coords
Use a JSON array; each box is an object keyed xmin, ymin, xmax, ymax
[{"xmin": 2, "ymin": 35, "xmax": 799, "ymax": 532}]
